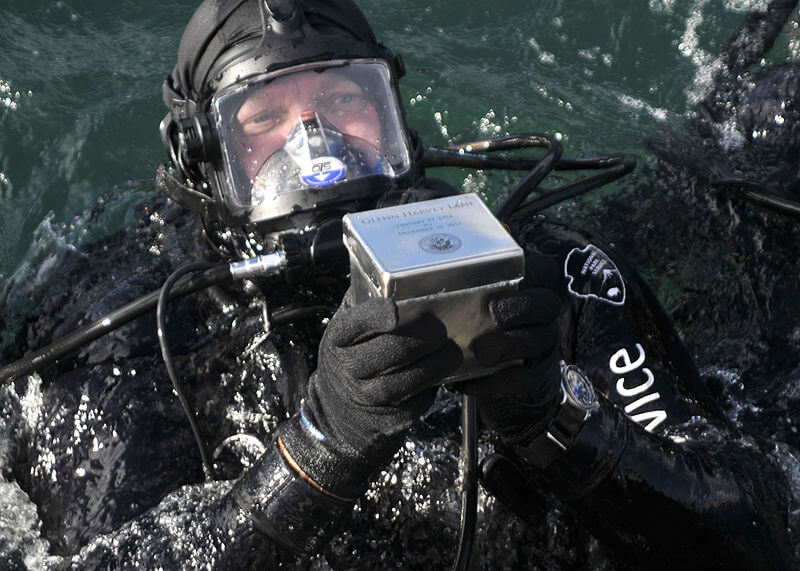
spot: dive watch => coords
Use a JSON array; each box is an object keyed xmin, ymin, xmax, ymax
[{"xmin": 524, "ymin": 362, "xmax": 599, "ymax": 469}]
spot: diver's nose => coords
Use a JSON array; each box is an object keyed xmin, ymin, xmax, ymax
[
  {"xmin": 294, "ymin": 110, "xmax": 343, "ymax": 155},
  {"xmin": 283, "ymin": 110, "xmax": 326, "ymax": 153}
]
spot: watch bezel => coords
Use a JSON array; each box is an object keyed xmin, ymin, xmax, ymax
[
  {"xmin": 560, "ymin": 363, "xmax": 599, "ymax": 414},
  {"xmin": 521, "ymin": 362, "xmax": 599, "ymax": 469}
]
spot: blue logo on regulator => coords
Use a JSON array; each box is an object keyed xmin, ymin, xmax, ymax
[{"xmin": 300, "ymin": 156, "xmax": 346, "ymax": 187}]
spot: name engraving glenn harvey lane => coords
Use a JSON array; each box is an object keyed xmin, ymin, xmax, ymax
[{"xmin": 356, "ymin": 196, "xmax": 476, "ymax": 226}]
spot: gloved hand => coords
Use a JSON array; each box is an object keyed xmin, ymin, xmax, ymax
[
  {"xmin": 460, "ymin": 250, "xmax": 564, "ymax": 443},
  {"xmin": 278, "ymin": 292, "xmax": 462, "ymax": 498}
]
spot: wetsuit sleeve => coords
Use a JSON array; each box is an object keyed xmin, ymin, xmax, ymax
[
  {"xmin": 230, "ymin": 436, "xmax": 356, "ymax": 555},
  {"xmin": 509, "ymin": 398, "xmax": 792, "ymax": 569},
  {"xmin": 62, "ymin": 438, "xmax": 350, "ymax": 567},
  {"xmin": 494, "ymin": 221, "xmax": 795, "ymax": 568}
]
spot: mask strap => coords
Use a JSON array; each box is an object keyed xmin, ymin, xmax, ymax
[{"xmin": 155, "ymin": 162, "xmax": 219, "ymax": 223}]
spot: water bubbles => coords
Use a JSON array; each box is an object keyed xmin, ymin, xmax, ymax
[
  {"xmin": 473, "ymin": 109, "xmax": 520, "ymax": 136},
  {"xmin": 714, "ymin": 117, "xmax": 746, "ymax": 150},
  {"xmin": 0, "ymin": 79, "xmax": 32, "ymax": 111},
  {"xmin": 409, "ymin": 90, "xmax": 431, "ymax": 107},
  {"xmin": 0, "ymin": 172, "xmax": 10, "ymax": 199},
  {"xmin": 527, "ymin": 38, "xmax": 556, "ymax": 65},
  {"xmin": 617, "ymin": 94, "xmax": 669, "ymax": 122},
  {"xmin": 20, "ymin": 375, "xmax": 44, "ymax": 433},
  {"xmin": 723, "ymin": 0, "xmax": 768, "ymax": 12},
  {"xmin": 649, "ymin": 0, "xmax": 676, "ymax": 11},
  {"xmin": 433, "ymin": 111, "xmax": 448, "ymax": 139},
  {"xmin": 461, "ymin": 172, "xmax": 489, "ymax": 200}
]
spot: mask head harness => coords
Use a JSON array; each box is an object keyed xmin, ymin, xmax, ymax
[{"xmin": 159, "ymin": 0, "xmax": 418, "ymax": 257}]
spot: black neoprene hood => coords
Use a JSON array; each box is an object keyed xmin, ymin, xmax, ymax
[
  {"xmin": 163, "ymin": 0, "xmax": 403, "ymax": 116},
  {"xmin": 158, "ymin": 0, "xmax": 418, "ymax": 241}
]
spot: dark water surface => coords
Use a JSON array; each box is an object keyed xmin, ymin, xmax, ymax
[
  {"xmin": 1, "ymin": 0, "xmax": 800, "ymax": 568},
  {"xmin": 3, "ymin": 0, "xmax": 795, "ymax": 278}
]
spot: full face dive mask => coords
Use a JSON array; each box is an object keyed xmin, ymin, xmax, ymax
[{"xmin": 211, "ymin": 59, "xmax": 412, "ymax": 227}]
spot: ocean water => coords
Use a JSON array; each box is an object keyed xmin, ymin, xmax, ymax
[
  {"xmin": 1, "ymin": 0, "xmax": 800, "ymax": 568},
  {"xmin": 2, "ymin": 0, "xmax": 794, "ymax": 279}
]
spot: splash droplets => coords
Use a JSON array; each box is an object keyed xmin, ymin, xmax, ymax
[{"xmin": 0, "ymin": 79, "xmax": 32, "ymax": 111}]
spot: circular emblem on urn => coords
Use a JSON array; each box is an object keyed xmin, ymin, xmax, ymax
[{"xmin": 419, "ymin": 233, "xmax": 463, "ymax": 254}]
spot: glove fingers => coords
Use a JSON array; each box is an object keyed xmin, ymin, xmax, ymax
[
  {"xmin": 332, "ymin": 312, "xmax": 450, "ymax": 379},
  {"xmin": 472, "ymin": 322, "xmax": 557, "ymax": 366},
  {"xmin": 357, "ymin": 339, "xmax": 463, "ymax": 405},
  {"xmin": 333, "ymin": 333, "xmax": 435, "ymax": 379},
  {"xmin": 325, "ymin": 296, "xmax": 398, "ymax": 347}
]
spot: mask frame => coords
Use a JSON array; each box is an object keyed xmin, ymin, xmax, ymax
[{"xmin": 209, "ymin": 59, "xmax": 413, "ymax": 226}]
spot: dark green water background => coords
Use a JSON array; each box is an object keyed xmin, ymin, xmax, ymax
[{"xmin": 0, "ymin": 0, "xmax": 796, "ymax": 279}]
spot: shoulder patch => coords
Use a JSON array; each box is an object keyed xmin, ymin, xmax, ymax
[{"xmin": 564, "ymin": 244, "xmax": 626, "ymax": 306}]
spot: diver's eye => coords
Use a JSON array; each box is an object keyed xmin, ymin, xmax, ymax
[
  {"xmin": 241, "ymin": 109, "xmax": 285, "ymax": 135},
  {"xmin": 322, "ymin": 91, "xmax": 368, "ymax": 116}
]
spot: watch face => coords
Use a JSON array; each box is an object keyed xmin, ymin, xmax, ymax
[{"xmin": 563, "ymin": 365, "xmax": 597, "ymax": 408}]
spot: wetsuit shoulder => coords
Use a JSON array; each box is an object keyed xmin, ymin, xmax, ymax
[{"xmin": 512, "ymin": 216, "xmax": 730, "ymax": 432}]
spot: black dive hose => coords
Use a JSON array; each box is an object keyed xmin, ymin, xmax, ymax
[
  {"xmin": 513, "ymin": 154, "xmax": 636, "ymax": 217},
  {"xmin": 711, "ymin": 177, "xmax": 800, "ymax": 220},
  {"xmin": 454, "ymin": 393, "xmax": 479, "ymax": 570},
  {"xmin": 0, "ymin": 251, "xmax": 294, "ymax": 385},
  {"xmin": 0, "ymin": 135, "xmax": 632, "ymax": 389},
  {"xmin": 157, "ymin": 259, "xmax": 336, "ymax": 479},
  {"xmin": 424, "ymin": 140, "xmax": 636, "ymax": 221},
  {"xmin": 0, "ymin": 264, "xmax": 232, "ymax": 384},
  {"xmin": 453, "ymin": 132, "xmax": 562, "ymax": 571},
  {"xmin": 157, "ymin": 262, "xmax": 219, "ymax": 477}
]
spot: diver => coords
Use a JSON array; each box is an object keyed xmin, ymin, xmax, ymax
[
  {"xmin": 0, "ymin": 0, "xmax": 796, "ymax": 568},
  {"xmin": 690, "ymin": 0, "xmax": 800, "ymax": 217}
]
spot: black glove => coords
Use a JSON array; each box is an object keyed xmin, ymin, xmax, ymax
[
  {"xmin": 461, "ymin": 250, "xmax": 563, "ymax": 443},
  {"xmin": 279, "ymin": 292, "xmax": 462, "ymax": 498}
]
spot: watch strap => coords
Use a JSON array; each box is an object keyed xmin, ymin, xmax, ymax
[
  {"xmin": 524, "ymin": 391, "xmax": 588, "ymax": 468},
  {"xmin": 520, "ymin": 364, "xmax": 597, "ymax": 469}
]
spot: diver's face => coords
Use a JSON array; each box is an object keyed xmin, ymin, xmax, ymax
[{"xmin": 233, "ymin": 70, "xmax": 382, "ymax": 178}]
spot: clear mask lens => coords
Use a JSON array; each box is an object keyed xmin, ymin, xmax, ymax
[{"xmin": 212, "ymin": 60, "xmax": 411, "ymax": 221}]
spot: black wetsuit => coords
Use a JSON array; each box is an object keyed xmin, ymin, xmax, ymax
[{"xmin": 0, "ymin": 184, "xmax": 796, "ymax": 569}]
